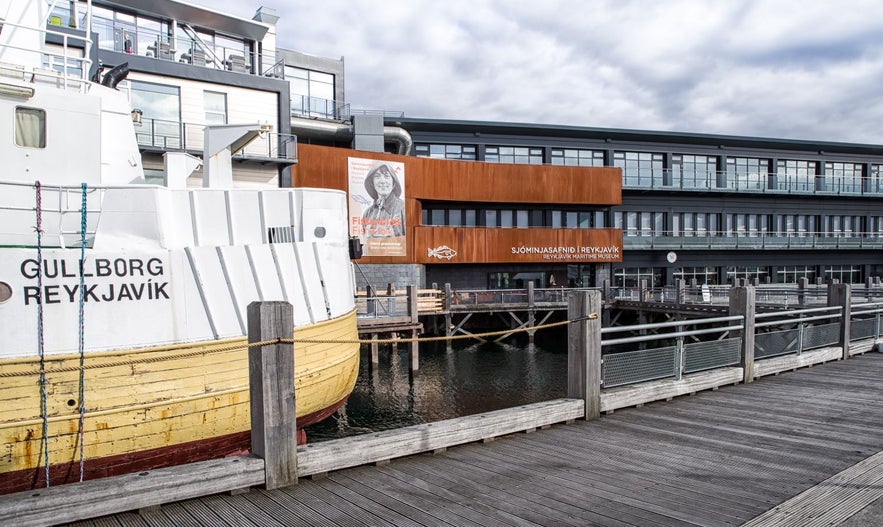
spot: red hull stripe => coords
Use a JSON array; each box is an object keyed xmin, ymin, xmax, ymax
[{"xmin": 0, "ymin": 395, "xmax": 348, "ymax": 495}]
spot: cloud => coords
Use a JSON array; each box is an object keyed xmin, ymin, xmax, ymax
[{"xmin": 200, "ymin": 0, "xmax": 883, "ymax": 143}]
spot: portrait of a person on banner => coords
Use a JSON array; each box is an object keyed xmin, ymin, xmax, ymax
[{"xmin": 361, "ymin": 162, "xmax": 405, "ymax": 238}]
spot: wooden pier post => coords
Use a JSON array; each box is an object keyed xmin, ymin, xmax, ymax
[
  {"xmin": 247, "ymin": 301, "xmax": 297, "ymax": 490},
  {"xmin": 798, "ymin": 277, "xmax": 808, "ymax": 307},
  {"xmin": 407, "ymin": 285, "xmax": 419, "ymax": 371},
  {"xmin": 828, "ymin": 283, "xmax": 851, "ymax": 359},
  {"xmin": 567, "ymin": 290, "xmax": 602, "ymax": 420},
  {"xmin": 729, "ymin": 286, "xmax": 756, "ymax": 384},
  {"xmin": 444, "ymin": 283, "xmax": 453, "ymax": 352},
  {"xmin": 370, "ymin": 333, "xmax": 379, "ymax": 365},
  {"xmin": 527, "ymin": 282, "xmax": 536, "ymax": 343}
]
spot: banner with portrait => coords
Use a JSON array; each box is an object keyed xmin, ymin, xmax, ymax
[{"xmin": 348, "ymin": 157, "xmax": 406, "ymax": 256}]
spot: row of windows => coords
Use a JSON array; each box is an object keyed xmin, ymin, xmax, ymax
[
  {"xmin": 614, "ymin": 212, "xmax": 883, "ymax": 237},
  {"xmin": 614, "ymin": 265, "xmax": 875, "ymax": 287},
  {"xmin": 416, "ymin": 143, "xmax": 883, "ymax": 194},
  {"xmin": 421, "ymin": 207, "xmax": 606, "ymax": 228}
]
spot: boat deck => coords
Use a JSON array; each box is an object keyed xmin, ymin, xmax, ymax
[{"xmin": 64, "ymin": 352, "xmax": 883, "ymax": 527}]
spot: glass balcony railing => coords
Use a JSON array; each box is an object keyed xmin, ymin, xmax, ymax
[
  {"xmin": 622, "ymin": 231, "xmax": 883, "ymax": 250},
  {"xmin": 621, "ymin": 169, "xmax": 883, "ymax": 196},
  {"xmin": 134, "ymin": 118, "xmax": 297, "ymax": 161},
  {"xmin": 290, "ymin": 95, "xmax": 350, "ymax": 120}
]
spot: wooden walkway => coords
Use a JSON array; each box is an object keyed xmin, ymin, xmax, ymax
[{"xmin": 65, "ymin": 353, "xmax": 883, "ymax": 527}]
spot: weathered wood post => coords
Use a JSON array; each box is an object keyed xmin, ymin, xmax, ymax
[
  {"xmin": 247, "ymin": 301, "xmax": 297, "ymax": 490},
  {"xmin": 527, "ymin": 281, "xmax": 536, "ymax": 343},
  {"xmin": 444, "ymin": 282, "xmax": 453, "ymax": 352},
  {"xmin": 676, "ymin": 279, "xmax": 686, "ymax": 306},
  {"xmin": 407, "ymin": 285, "xmax": 419, "ymax": 371},
  {"xmin": 828, "ymin": 283, "xmax": 852, "ymax": 359},
  {"xmin": 567, "ymin": 290, "xmax": 602, "ymax": 420},
  {"xmin": 797, "ymin": 277, "xmax": 808, "ymax": 308},
  {"xmin": 729, "ymin": 285, "xmax": 756, "ymax": 384}
]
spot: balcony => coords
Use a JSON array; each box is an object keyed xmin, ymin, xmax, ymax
[
  {"xmin": 134, "ymin": 118, "xmax": 297, "ymax": 161},
  {"xmin": 622, "ymin": 231, "xmax": 883, "ymax": 251},
  {"xmin": 290, "ymin": 95, "xmax": 350, "ymax": 121},
  {"xmin": 621, "ymin": 169, "xmax": 883, "ymax": 197}
]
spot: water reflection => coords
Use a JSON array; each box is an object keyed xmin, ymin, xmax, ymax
[{"xmin": 304, "ymin": 337, "xmax": 568, "ymax": 442}]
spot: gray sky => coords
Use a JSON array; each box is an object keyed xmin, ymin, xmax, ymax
[{"xmin": 205, "ymin": 0, "xmax": 883, "ymax": 144}]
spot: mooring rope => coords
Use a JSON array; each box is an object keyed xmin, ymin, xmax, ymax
[
  {"xmin": 0, "ymin": 315, "xmax": 597, "ymax": 378},
  {"xmin": 35, "ymin": 181, "xmax": 50, "ymax": 488},
  {"xmin": 77, "ymin": 183, "xmax": 87, "ymax": 482}
]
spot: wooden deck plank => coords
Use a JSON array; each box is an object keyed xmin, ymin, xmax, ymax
[
  {"xmin": 327, "ymin": 470, "xmax": 485, "ymax": 527},
  {"xmin": 475, "ymin": 433, "xmax": 766, "ymax": 516},
  {"xmin": 373, "ymin": 463, "xmax": 549, "ymax": 527},
  {"xmin": 310, "ymin": 472, "xmax": 431, "ymax": 527},
  {"xmin": 441, "ymin": 441, "xmax": 745, "ymax": 527},
  {"xmin": 240, "ymin": 489, "xmax": 337, "ymax": 527},
  {"xmin": 390, "ymin": 455, "xmax": 632, "ymax": 527},
  {"xmin": 448, "ymin": 441, "xmax": 715, "ymax": 527},
  {"xmin": 275, "ymin": 479, "xmax": 396, "ymax": 527}
]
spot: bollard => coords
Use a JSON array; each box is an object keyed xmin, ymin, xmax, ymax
[
  {"xmin": 567, "ymin": 290, "xmax": 602, "ymax": 420},
  {"xmin": 247, "ymin": 301, "xmax": 297, "ymax": 490}
]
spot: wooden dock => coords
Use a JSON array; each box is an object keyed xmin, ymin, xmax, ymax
[{"xmin": 59, "ymin": 351, "xmax": 883, "ymax": 527}]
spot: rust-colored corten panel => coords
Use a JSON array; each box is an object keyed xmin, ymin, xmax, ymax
[
  {"xmin": 292, "ymin": 144, "xmax": 623, "ymax": 264},
  {"xmin": 416, "ymin": 227, "xmax": 623, "ymax": 264},
  {"xmin": 293, "ymin": 144, "xmax": 622, "ymax": 205}
]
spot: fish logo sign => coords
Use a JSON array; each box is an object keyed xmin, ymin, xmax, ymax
[{"xmin": 427, "ymin": 245, "xmax": 457, "ymax": 260}]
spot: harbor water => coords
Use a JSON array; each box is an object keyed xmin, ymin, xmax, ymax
[{"xmin": 304, "ymin": 335, "xmax": 569, "ymax": 442}]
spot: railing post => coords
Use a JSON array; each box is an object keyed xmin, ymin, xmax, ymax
[
  {"xmin": 827, "ymin": 283, "xmax": 851, "ymax": 359},
  {"xmin": 567, "ymin": 290, "xmax": 602, "ymax": 420},
  {"xmin": 247, "ymin": 301, "xmax": 297, "ymax": 490},
  {"xmin": 729, "ymin": 285, "xmax": 756, "ymax": 384}
]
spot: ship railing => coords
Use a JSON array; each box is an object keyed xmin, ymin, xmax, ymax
[
  {"xmin": 0, "ymin": 180, "xmax": 114, "ymax": 248},
  {"xmin": 0, "ymin": 17, "xmax": 92, "ymax": 91}
]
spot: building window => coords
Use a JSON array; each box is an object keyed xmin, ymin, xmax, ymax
[
  {"xmin": 672, "ymin": 154, "xmax": 717, "ymax": 189},
  {"xmin": 550, "ymin": 148, "xmax": 604, "ymax": 166},
  {"xmin": 776, "ymin": 159, "xmax": 817, "ymax": 192},
  {"xmin": 130, "ymin": 81, "xmax": 181, "ymax": 149},
  {"xmin": 674, "ymin": 267, "xmax": 719, "ymax": 285},
  {"xmin": 15, "ymin": 107, "xmax": 46, "ymax": 148},
  {"xmin": 614, "ymin": 151, "xmax": 664, "ymax": 188},
  {"xmin": 726, "ymin": 157, "xmax": 769, "ymax": 191},
  {"xmin": 286, "ymin": 66, "xmax": 335, "ymax": 118},
  {"xmin": 825, "ymin": 265, "xmax": 862, "ymax": 284},
  {"xmin": 824, "ymin": 162, "xmax": 863, "ymax": 194},
  {"xmin": 415, "ymin": 144, "xmax": 477, "ymax": 160},
  {"xmin": 204, "ymin": 91, "xmax": 227, "ymax": 125},
  {"xmin": 778, "ymin": 266, "xmax": 816, "ymax": 284},
  {"xmin": 726, "ymin": 266, "xmax": 770, "ymax": 283},
  {"xmin": 613, "ymin": 267, "xmax": 664, "ymax": 288},
  {"xmin": 485, "ymin": 146, "xmax": 543, "ymax": 164}
]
